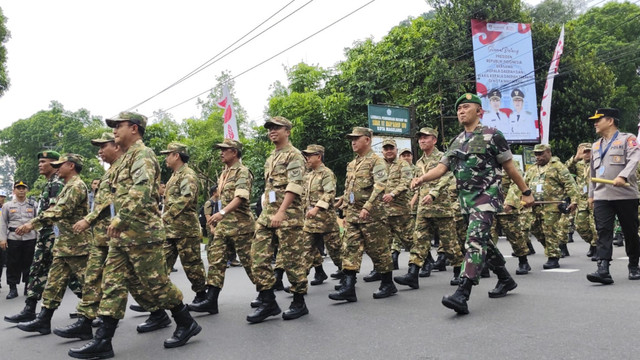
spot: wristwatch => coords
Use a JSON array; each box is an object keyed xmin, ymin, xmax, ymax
[
  {"xmin": 522, "ymin": 189, "xmax": 532, "ymax": 196},
  {"xmin": 219, "ymin": 209, "xmax": 226, "ymax": 216}
]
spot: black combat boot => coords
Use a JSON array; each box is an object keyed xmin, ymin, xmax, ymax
[
  {"xmin": 586, "ymin": 245, "xmax": 596, "ymax": 258},
  {"xmin": 480, "ymin": 265, "xmax": 491, "ymax": 278},
  {"xmin": 92, "ymin": 318, "xmax": 103, "ymax": 327},
  {"xmin": 587, "ymin": 260, "xmax": 614, "ymax": 284},
  {"xmin": 433, "ymin": 253, "xmax": 447, "ymax": 271},
  {"xmin": 543, "ymin": 257, "xmax": 560, "ymax": 269},
  {"xmin": 442, "ymin": 277, "xmax": 473, "ymax": 314},
  {"xmin": 328, "ymin": 270, "xmax": 357, "ymax": 302},
  {"xmin": 6, "ymin": 285, "xmax": 18, "ymax": 299},
  {"xmin": 488, "ymin": 266, "xmax": 518, "ymax": 298},
  {"xmin": 247, "ymin": 289, "xmax": 281, "ymax": 323},
  {"xmin": 628, "ymin": 263, "xmax": 640, "ymax": 280},
  {"xmin": 128, "ymin": 303, "xmax": 147, "ymax": 312},
  {"xmin": 282, "ymin": 293, "xmax": 309, "ymax": 320},
  {"xmin": 273, "ymin": 268, "xmax": 285, "ymax": 291},
  {"xmin": 191, "ymin": 290, "xmax": 207, "ymax": 305},
  {"xmin": 560, "ymin": 243, "xmax": 570, "ymax": 258},
  {"xmin": 527, "ymin": 241, "xmax": 536, "ymax": 255},
  {"xmin": 53, "ymin": 315, "xmax": 93, "ymax": 340},
  {"xmin": 17, "ymin": 307, "xmax": 55, "ymax": 335},
  {"xmin": 188, "ymin": 285, "xmax": 220, "ymax": 314},
  {"xmin": 373, "ymin": 272, "xmax": 397, "ymax": 299},
  {"xmin": 391, "ymin": 251, "xmax": 400, "ymax": 270},
  {"xmin": 394, "ymin": 263, "xmax": 419, "ymax": 289},
  {"xmin": 334, "ymin": 276, "xmax": 347, "ymax": 290},
  {"xmin": 567, "ymin": 231, "xmax": 574, "ymax": 243},
  {"xmin": 310, "ymin": 266, "xmax": 328, "ymax": 286},
  {"xmin": 450, "ymin": 266, "xmax": 462, "ymax": 286},
  {"xmin": 613, "ymin": 232, "xmax": 624, "ymax": 247},
  {"xmin": 515, "ymin": 256, "xmax": 531, "ymax": 275},
  {"xmin": 4, "ymin": 297, "xmax": 37, "ymax": 323},
  {"xmin": 164, "ymin": 304, "xmax": 202, "ymax": 348},
  {"xmin": 136, "ymin": 309, "xmax": 172, "ymax": 333},
  {"xmin": 68, "ymin": 316, "xmax": 118, "ymax": 359},
  {"xmin": 250, "ymin": 292, "xmax": 263, "ymax": 308},
  {"xmin": 419, "ymin": 253, "xmax": 434, "ymax": 278},
  {"xmin": 363, "ymin": 269, "xmax": 381, "ymax": 282},
  {"xmin": 330, "ymin": 268, "xmax": 345, "ymax": 279}
]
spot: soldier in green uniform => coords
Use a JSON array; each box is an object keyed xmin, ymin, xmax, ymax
[
  {"xmin": 329, "ymin": 127, "xmax": 397, "ymax": 302},
  {"xmin": 247, "ymin": 116, "xmax": 308, "ymax": 323},
  {"xmin": 190, "ymin": 139, "xmax": 256, "ymax": 314},
  {"xmin": 15, "ymin": 154, "xmax": 90, "ymax": 335},
  {"xmin": 69, "ymin": 112, "xmax": 200, "ymax": 359},
  {"xmin": 524, "ymin": 144, "xmax": 579, "ymax": 269},
  {"xmin": 565, "ymin": 143, "xmax": 598, "ymax": 259},
  {"xmin": 412, "ymin": 94, "xmax": 534, "ymax": 314},
  {"xmin": 4, "ymin": 151, "xmax": 82, "ymax": 323},
  {"xmin": 300, "ymin": 144, "xmax": 341, "ymax": 286},
  {"xmin": 159, "ymin": 142, "xmax": 207, "ymax": 304}
]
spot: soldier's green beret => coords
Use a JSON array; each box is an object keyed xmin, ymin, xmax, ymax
[
  {"xmin": 90, "ymin": 132, "xmax": 115, "ymax": 146},
  {"xmin": 160, "ymin": 142, "xmax": 188, "ymax": 155},
  {"xmin": 346, "ymin": 127, "xmax": 373, "ymax": 139},
  {"xmin": 106, "ymin": 111, "xmax": 148, "ymax": 130},
  {"xmin": 215, "ymin": 138, "xmax": 243, "ymax": 151},
  {"xmin": 455, "ymin": 93, "xmax": 482, "ymax": 110},
  {"xmin": 416, "ymin": 127, "xmax": 438, "ymax": 138},
  {"xmin": 533, "ymin": 144, "xmax": 550, "ymax": 153},
  {"xmin": 382, "ymin": 139, "xmax": 396, "ymax": 148},
  {"xmin": 51, "ymin": 153, "xmax": 84, "ymax": 168},
  {"xmin": 301, "ymin": 144, "xmax": 325, "ymax": 155},
  {"xmin": 37, "ymin": 150, "xmax": 61, "ymax": 160},
  {"xmin": 264, "ymin": 116, "xmax": 293, "ymax": 130}
]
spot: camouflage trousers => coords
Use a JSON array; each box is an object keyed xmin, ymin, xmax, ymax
[
  {"xmin": 26, "ymin": 230, "xmax": 82, "ymax": 300},
  {"xmin": 42, "ymin": 255, "xmax": 87, "ymax": 310},
  {"xmin": 252, "ymin": 224, "xmax": 308, "ymax": 294},
  {"xmin": 98, "ymin": 243, "xmax": 183, "ymax": 320},
  {"xmin": 414, "ymin": 215, "xmax": 462, "ymax": 267},
  {"xmin": 207, "ymin": 231, "xmax": 254, "ymax": 288},
  {"xmin": 491, "ymin": 213, "xmax": 529, "ymax": 257},
  {"xmin": 559, "ymin": 213, "xmax": 572, "ymax": 245},
  {"xmin": 342, "ymin": 220, "xmax": 393, "ymax": 273},
  {"xmin": 575, "ymin": 209, "xmax": 597, "ymax": 246},
  {"xmin": 76, "ymin": 245, "xmax": 109, "ymax": 319},
  {"xmin": 530, "ymin": 208, "xmax": 563, "ymax": 258},
  {"xmin": 460, "ymin": 211, "xmax": 506, "ymax": 284},
  {"xmin": 306, "ymin": 231, "xmax": 342, "ymax": 269},
  {"xmin": 387, "ymin": 215, "xmax": 414, "ymax": 254},
  {"xmin": 163, "ymin": 237, "xmax": 206, "ymax": 293}
]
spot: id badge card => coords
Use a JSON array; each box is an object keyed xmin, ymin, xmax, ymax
[
  {"xmin": 268, "ymin": 191, "xmax": 276, "ymax": 203},
  {"xmin": 109, "ymin": 204, "xmax": 115, "ymax": 219},
  {"xmin": 217, "ymin": 200, "xmax": 222, "ymax": 211},
  {"xmin": 53, "ymin": 225, "xmax": 60, "ymax": 237},
  {"xmin": 349, "ymin": 192, "xmax": 355, "ymax": 204},
  {"xmin": 535, "ymin": 184, "xmax": 543, "ymax": 193},
  {"xmin": 599, "ymin": 166, "xmax": 605, "ymax": 176},
  {"xmin": 583, "ymin": 185, "xmax": 588, "ymax": 194}
]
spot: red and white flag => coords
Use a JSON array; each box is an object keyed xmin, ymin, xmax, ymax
[
  {"xmin": 539, "ymin": 25, "xmax": 564, "ymax": 145},
  {"xmin": 216, "ymin": 85, "xmax": 239, "ymax": 140}
]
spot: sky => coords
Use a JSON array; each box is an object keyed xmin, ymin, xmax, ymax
[{"xmin": 0, "ymin": 0, "xmax": 541, "ymax": 130}]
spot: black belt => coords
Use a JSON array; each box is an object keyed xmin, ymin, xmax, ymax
[{"xmin": 8, "ymin": 227, "xmax": 17, "ymax": 232}]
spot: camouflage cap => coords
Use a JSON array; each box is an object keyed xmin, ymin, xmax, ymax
[
  {"xmin": 91, "ymin": 132, "xmax": 116, "ymax": 146},
  {"xmin": 399, "ymin": 148, "xmax": 412, "ymax": 155},
  {"xmin": 346, "ymin": 127, "xmax": 373, "ymax": 138},
  {"xmin": 416, "ymin": 127, "xmax": 438, "ymax": 138},
  {"xmin": 455, "ymin": 93, "xmax": 482, "ymax": 110},
  {"xmin": 264, "ymin": 116, "xmax": 293, "ymax": 130},
  {"xmin": 301, "ymin": 144, "xmax": 325, "ymax": 155},
  {"xmin": 14, "ymin": 180, "xmax": 29, "ymax": 188},
  {"xmin": 37, "ymin": 150, "xmax": 61, "ymax": 160},
  {"xmin": 511, "ymin": 88, "xmax": 525, "ymax": 99},
  {"xmin": 51, "ymin": 153, "xmax": 84, "ymax": 168},
  {"xmin": 588, "ymin": 108, "xmax": 620, "ymax": 121},
  {"xmin": 106, "ymin": 111, "xmax": 148, "ymax": 129},
  {"xmin": 382, "ymin": 139, "xmax": 397, "ymax": 148},
  {"xmin": 488, "ymin": 89, "xmax": 502, "ymax": 99},
  {"xmin": 533, "ymin": 144, "xmax": 550, "ymax": 153},
  {"xmin": 159, "ymin": 142, "xmax": 188, "ymax": 155},
  {"xmin": 579, "ymin": 142, "xmax": 592, "ymax": 151},
  {"xmin": 215, "ymin": 138, "xmax": 243, "ymax": 151}
]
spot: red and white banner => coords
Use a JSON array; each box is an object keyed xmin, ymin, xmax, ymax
[
  {"xmin": 216, "ymin": 85, "xmax": 239, "ymax": 140},
  {"xmin": 539, "ymin": 26, "xmax": 565, "ymax": 145}
]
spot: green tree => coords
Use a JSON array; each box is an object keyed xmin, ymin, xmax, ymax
[
  {"xmin": 527, "ymin": 0, "xmax": 587, "ymax": 25},
  {"xmin": 0, "ymin": 6, "xmax": 10, "ymax": 97}
]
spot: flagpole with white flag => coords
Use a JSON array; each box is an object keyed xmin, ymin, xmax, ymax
[
  {"xmin": 539, "ymin": 25, "xmax": 565, "ymax": 145},
  {"xmin": 216, "ymin": 85, "xmax": 239, "ymax": 140}
]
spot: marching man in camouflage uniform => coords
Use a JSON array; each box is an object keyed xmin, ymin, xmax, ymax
[
  {"xmin": 329, "ymin": 127, "xmax": 397, "ymax": 302},
  {"xmin": 5, "ymin": 151, "xmax": 82, "ymax": 323},
  {"xmin": 300, "ymin": 144, "xmax": 341, "ymax": 286},
  {"xmin": 69, "ymin": 112, "xmax": 200, "ymax": 359},
  {"xmin": 412, "ymin": 94, "xmax": 534, "ymax": 314},
  {"xmin": 524, "ymin": 144, "xmax": 579, "ymax": 269},
  {"xmin": 248, "ymin": 116, "xmax": 308, "ymax": 323},
  {"xmin": 15, "ymin": 154, "xmax": 90, "ymax": 335},
  {"xmin": 566, "ymin": 143, "xmax": 598, "ymax": 259},
  {"xmin": 397, "ymin": 148, "xmax": 420, "ymax": 258},
  {"xmin": 159, "ymin": 142, "xmax": 207, "ymax": 304},
  {"xmin": 190, "ymin": 139, "xmax": 256, "ymax": 314}
]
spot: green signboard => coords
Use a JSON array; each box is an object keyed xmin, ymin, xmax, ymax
[{"xmin": 368, "ymin": 105, "xmax": 410, "ymax": 136}]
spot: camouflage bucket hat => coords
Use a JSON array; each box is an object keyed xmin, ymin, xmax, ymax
[
  {"xmin": 160, "ymin": 142, "xmax": 188, "ymax": 155},
  {"xmin": 37, "ymin": 150, "xmax": 61, "ymax": 160},
  {"xmin": 302, "ymin": 144, "xmax": 325, "ymax": 155},
  {"xmin": 106, "ymin": 111, "xmax": 148, "ymax": 129},
  {"xmin": 215, "ymin": 138, "xmax": 243, "ymax": 151},
  {"xmin": 346, "ymin": 127, "xmax": 373, "ymax": 139},
  {"xmin": 264, "ymin": 116, "xmax": 293, "ymax": 130},
  {"xmin": 91, "ymin": 132, "xmax": 116, "ymax": 146},
  {"xmin": 51, "ymin": 153, "xmax": 84, "ymax": 168}
]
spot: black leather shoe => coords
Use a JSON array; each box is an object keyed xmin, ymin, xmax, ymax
[
  {"xmin": 136, "ymin": 310, "xmax": 171, "ymax": 333},
  {"xmin": 363, "ymin": 270, "xmax": 381, "ymax": 282},
  {"xmin": 586, "ymin": 246, "xmax": 596, "ymax": 258},
  {"xmin": 6, "ymin": 286, "xmax": 18, "ymax": 299},
  {"xmin": 129, "ymin": 303, "xmax": 147, "ymax": 312},
  {"xmin": 68, "ymin": 316, "xmax": 118, "ymax": 359},
  {"xmin": 391, "ymin": 251, "xmax": 399, "ymax": 270},
  {"xmin": 587, "ymin": 260, "xmax": 614, "ymax": 284},
  {"xmin": 433, "ymin": 253, "xmax": 447, "ymax": 271},
  {"xmin": 329, "ymin": 272, "xmax": 357, "ymax": 302},
  {"xmin": 54, "ymin": 316, "xmax": 93, "ymax": 340},
  {"xmin": 17, "ymin": 307, "xmax": 54, "ymax": 335},
  {"xmin": 442, "ymin": 278, "xmax": 472, "ymax": 315},
  {"xmin": 282, "ymin": 293, "xmax": 308, "ymax": 320},
  {"xmin": 330, "ymin": 270, "xmax": 345, "ymax": 279},
  {"xmin": 543, "ymin": 257, "xmax": 560, "ymax": 269},
  {"xmin": 488, "ymin": 269, "xmax": 517, "ymax": 298},
  {"xmin": 4, "ymin": 297, "xmax": 37, "ymax": 323},
  {"xmin": 188, "ymin": 286, "xmax": 219, "ymax": 314},
  {"xmin": 373, "ymin": 272, "xmax": 397, "ymax": 299},
  {"xmin": 613, "ymin": 233, "xmax": 624, "ymax": 247},
  {"xmin": 450, "ymin": 266, "xmax": 461, "ymax": 286},
  {"xmin": 394, "ymin": 263, "xmax": 420, "ymax": 289},
  {"xmin": 92, "ymin": 318, "xmax": 102, "ymax": 328},
  {"xmin": 250, "ymin": 294, "xmax": 262, "ymax": 308},
  {"xmin": 191, "ymin": 290, "xmax": 207, "ymax": 305},
  {"xmin": 247, "ymin": 290, "xmax": 281, "ymax": 323},
  {"xmin": 310, "ymin": 266, "xmax": 328, "ymax": 286},
  {"xmin": 164, "ymin": 305, "xmax": 201, "ymax": 348},
  {"xmin": 419, "ymin": 258, "xmax": 433, "ymax": 278},
  {"xmin": 628, "ymin": 265, "xmax": 640, "ymax": 280},
  {"xmin": 516, "ymin": 257, "xmax": 531, "ymax": 275}
]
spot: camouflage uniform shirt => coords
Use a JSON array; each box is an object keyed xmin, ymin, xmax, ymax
[
  {"xmin": 303, "ymin": 164, "xmax": 339, "ymax": 233},
  {"xmin": 524, "ymin": 157, "xmax": 580, "ymax": 213},
  {"xmin": 417, "ymin": 149, "xmax": 455, "ymax": 218},
  {"xmin": 162, "ymin": 163, "xmax": 201, "ymax": 239},
  {"xmin": 84, "ymin": 157, "xmax": 122, "ymax": 247},
  {"xmin": 565, "ymin": 157, "xmax": 590, "ymax": 210},
  {"xmin": 217, "ymin": 161, "xmax": 255, "ymax": 235},
  {"xmin": 384, "ymin": 158, "xmax": 413, "ymax": 217},
  {"xmin": 343, "ymin": 150, "xmax": 387, "ymax": 224}
]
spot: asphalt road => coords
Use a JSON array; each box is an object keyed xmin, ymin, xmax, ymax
[{"xmin": 0, "ymin": 236, "xmax": 637, "ymax": 360}]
